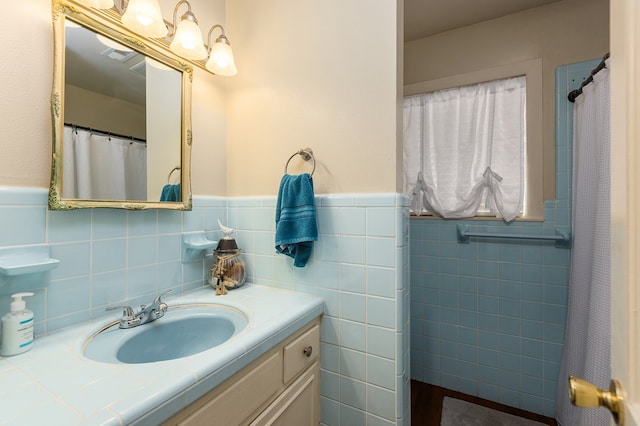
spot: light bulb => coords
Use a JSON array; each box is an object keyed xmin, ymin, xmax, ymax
[
  {"xmin": 206, "ymin": 40, "xmax": 237, "ymax": 76},
  {"xmin": 170, "ymin": 14, "xmax": 207, "ymax": 60},
  {"xmin": 121, "ymin": 0, "xmax": 168, "ymax": 38}
]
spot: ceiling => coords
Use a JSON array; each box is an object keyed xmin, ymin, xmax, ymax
[{"xmin": 404, "ymin": 0, "xmax": 564, "ymax": 42}]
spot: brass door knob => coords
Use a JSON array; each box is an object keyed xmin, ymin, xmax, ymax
[{"xmin": 569, "ymin": 376, "xmax": 625, "ymax": 425}]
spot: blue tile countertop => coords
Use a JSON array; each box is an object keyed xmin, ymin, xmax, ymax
[{"xmin": 0, "ymin": 284, "xmax": 324, "ymax": 425}]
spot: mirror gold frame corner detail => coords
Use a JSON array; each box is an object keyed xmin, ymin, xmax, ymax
[{"xmin": 49, "ymin": 0, "xmax": 193, "ymax": 211}]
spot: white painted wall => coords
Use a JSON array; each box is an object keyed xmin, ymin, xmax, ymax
[{"xmin": 226, "ymin": 0, "xmax": 403, "ymax": 196}]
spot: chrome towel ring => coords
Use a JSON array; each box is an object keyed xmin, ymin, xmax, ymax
[
  {"xmin": 284, "ymin": 148, "xmax": 315, "ymax": 176},
  {"xmin": 167, "ymin": 166, "xmax": 181, "ymax": 183}
]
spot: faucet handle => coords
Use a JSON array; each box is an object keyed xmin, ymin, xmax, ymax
[
  {"xmin": 106, "ymin": 305, "xmax": 135, "ymax": 318},
  {"xmin": 154, "ymin": 289, "xmax": 172, "ymax": 304}
]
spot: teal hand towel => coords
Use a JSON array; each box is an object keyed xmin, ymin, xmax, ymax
[
  {"xmin": 275, "ymin": 173, "xmax": 318, "ymax": 267},
  {"xmin": 160, "ymin": 183, "xmax": 180, "ymax": 202}
]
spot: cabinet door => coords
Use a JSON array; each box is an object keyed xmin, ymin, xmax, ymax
[
  {"xmin": 250, "ymin": 362, "xmax": 320, "ymax": 426},
  {"xmin": 173, "ymin": 350, "xmax": 283, "ymax": 426}
]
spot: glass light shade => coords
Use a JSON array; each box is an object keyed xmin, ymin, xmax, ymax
[
  {"xmin": 170, "ymin": 18, "xmax": 208, "ymax": 60},
  {"xmin": 121, "ymin": 0, "xmax": 168, "ymax": 38},
  {"xmin": 78, "ymin": 0, "xmax": 114, "ymax": 8},
  {"xmin": 206, "ymin": 41, "xmax": 238, "ymax": 76}
]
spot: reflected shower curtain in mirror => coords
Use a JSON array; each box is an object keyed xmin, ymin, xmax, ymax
[
  {"xmin": 556, "ymin": 59, "xmax": 610, "ymax": 426},
  {"xmin": 63, "ymin": 126, "xmax": 147, "ymax": 200}
]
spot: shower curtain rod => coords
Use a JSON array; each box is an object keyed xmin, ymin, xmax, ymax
[
  {"xmin": 64, "ymin": 123, "xmax": 146, "ymax": 144},
  {"xmin": 567, "ymin": 52, "xmax": 610, "ymax": 103}
]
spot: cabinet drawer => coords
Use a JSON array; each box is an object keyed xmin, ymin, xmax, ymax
[{"xmin": 283, "ymin": 324, "xmax": 320, "ymax": 384}]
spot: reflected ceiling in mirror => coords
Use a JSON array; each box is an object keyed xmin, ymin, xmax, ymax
[{"xmin": 50, "ymin": 0, "xmax": 193, "ymax": 210}]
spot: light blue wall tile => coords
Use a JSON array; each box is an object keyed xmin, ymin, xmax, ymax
[
  {"xmin": 91, "ymin": 270, "xmax": 127, "ymax": 307},
  {"xmin": 340, "ymin": 347, "xmax": 367, "ymax": 381},
  {"xmin": 367, "ymin": 355, "xmax": 396, "ymax": 390},
  {"xmin": 127, "ymin": 265, "xmax": 157, "ymax": 298},
  {"xmin": 367, "ymin": 384, "xmax": 395, "ymax": 421},
  {"xmin": 339, "ymin": 208, "xmax": 366, "ymax": 236},
  {"xmin": 92, "ymin": 209, "xmax": 127, "ymax": 239},
  {"xmin": 368, "ymin": 296, "xmax": 395, "ymax": 329},
  {"xmin": 367, "ymin": 237, "xmax": 395, "ymax": 268},
  {"xmin": 320, "ymin": 369, "xmax": 340, "ymax": 401},
  {"xmin": 92, "ymin": 239, "xmax": 126, "ymax": 274},
  {"xmin": 48, "ymin": 277, "xmax": 90, "ymax": 318},
  {"xmin": 127, "ymin": 210, "xmax": 157, "ymax": 236},
  {"xmin": 340, "ymin": 403, "xmax": 366, "ymax": 425},
  {"xmin": 318, "ymin": 288, "xmax": 339, "ymax": 317},
  {"xmin": 367, "ymin": 208, "xmax": 396, "ymax": 237},
  {"xmin": 157, "ymin": 261, "xmax": 182, "ymax": 291},
  {"xmin": 47, "ymin": 210, "xmax": 91, "ymax": 243},
  {"xmin": 356, "ymin": 193, "xmax": 396, "ymax": 207},
  {"xmin": 157, "ymin": 210, "xmax": 183, "ymax": 234},
  {"xmin": 0, "ymin": 187, "xmax": 47, "ymax": 206},
  {"xmin": 46, "ymin": 310, "xmax": 91, "ymax": 333},
  {"xmin": 368, "ymin": 267, "xmax": 395, "ymax": 298},
  {"xmin": 340, "ymin": 319, "xmax": 366, "ymax": 351},
  {"xmin": 127, "ymin": 235, "xmax": 158, "ymax": 268},
  {"xmin": 157, "ymin": 235, "xmax": 181, "ymax": 262},
  {"xmin": 320, "ymin": 396, "xmax": 340, "ymax": 426},
  {"xmin": 340, "ymin": 292, "xmax": 366, "ymax": 322},
  {"xmin": 367, "ymin": 326, "xmax": 396, "ymax": 359},
  {"xmin": 50, "ymin": 242, "xmax": 91, "ymax": 279},
  {"xmin": 182, "ymin": 209, "xmax": 203, "ymax": 232},
  {"xmin": 0, "ymin": 207, "xmax": 46, "ymax": 246},
  {"xmin": 340, "ymin": 235, "xmax": 366, "ymax": 265},
  {"xmin": 341, "ymin": 264, "xmax": 366, "ymax": 293},
  {"xmin": 340, "ymin": 377, "xmax": 366, "ymax": 410}
]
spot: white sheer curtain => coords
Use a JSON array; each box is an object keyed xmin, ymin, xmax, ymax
[
  {"xmin": 63, "ymin": 126, "xmax": 147, "ymax": 200},
  {"xmin": 403, "ymin": 76, "xmax": 526, "ymax": 222},
  {"xmin": 556, "ymin": 59, "xmax": 610, "ymax": 426}
]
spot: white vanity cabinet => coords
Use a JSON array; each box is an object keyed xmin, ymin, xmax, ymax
[{"xmin": 164, "ymin": 319, "xmax": 320, "ymax": 426}]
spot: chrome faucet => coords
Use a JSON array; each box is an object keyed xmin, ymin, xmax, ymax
[{"xmin": 106, "ymin": 290, "xmax": 171, "ymax": 329}]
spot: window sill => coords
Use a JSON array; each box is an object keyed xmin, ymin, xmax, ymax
[{"xmin": 409, "ymin": 214, "xmax": 545, "ymax": 222}]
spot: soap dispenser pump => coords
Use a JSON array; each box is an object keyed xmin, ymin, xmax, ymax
[{"xmin": 1, "ymin": 292, "xmax": 34, "ymax": 356}]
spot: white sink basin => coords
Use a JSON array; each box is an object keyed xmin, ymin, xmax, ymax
[{"xmin": 83, "ymin": 303, "xmax": 248, "ymax": 364}]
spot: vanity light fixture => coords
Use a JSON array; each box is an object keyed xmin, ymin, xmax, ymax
[
  {"xmin": 76, "ymin": 0, "xmax": 238, "ymax": 76},
  {"xmin": 168, "ymin": 0, "xmax": 207, "ymax": 60},
  {"xmin": 205, "ymin": 24, "xmax": 238, "ymax": 76},
  {"xmin": 120, "ymin": 0, "xmax": 168, "ymax": 38}
]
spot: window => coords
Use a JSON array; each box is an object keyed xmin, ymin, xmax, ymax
[
  {"xmin": 403, "ymin": 59, "xmax": 543, "ymax": 221},
  {"xmin": 404, "ymin": 76, "xmax": 526, "ymax": 221}
]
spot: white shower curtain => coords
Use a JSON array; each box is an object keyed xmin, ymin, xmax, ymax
[
  {"xmin": 63, "ymin": 126, "xmax": 147, "ymax": 200},
  {"xmin": 556, "ymin": 59, "xmax": 610, "ymax": 426}
]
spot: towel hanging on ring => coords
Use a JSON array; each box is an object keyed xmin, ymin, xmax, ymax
[{"xmin": 275, "ymin": 173, "xmax": 318, "ymax": 267}]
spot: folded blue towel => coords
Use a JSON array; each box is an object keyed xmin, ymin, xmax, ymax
[
  {"xmin": 160, "ymin": 183, "xmax": 180, "ymax": 202},
  {"xmin": 275, "ymin": 173, "xmax": 318, "ymax": 267}
]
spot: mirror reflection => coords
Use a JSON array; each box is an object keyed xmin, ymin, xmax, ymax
[{"xmin": 50, "ymin": 2, "xmax": 192, "ymax": 210}]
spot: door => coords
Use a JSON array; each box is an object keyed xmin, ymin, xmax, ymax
[{"xmin": 610, "ymin": 0, "xmax": 640, "ymax": 424}]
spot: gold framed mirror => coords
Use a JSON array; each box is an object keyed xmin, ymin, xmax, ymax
[{"xmin": 50, "ymin": 0, "xmax": 193, "ymax": 210}]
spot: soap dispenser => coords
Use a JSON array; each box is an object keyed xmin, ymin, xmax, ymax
[
  {"xmin": 1, "ymin": 292, "xmax": 34, "ymax": 356},
  {"xmin": 208, "ymin": 220, "xmax": 246, "ymax": 295}
]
